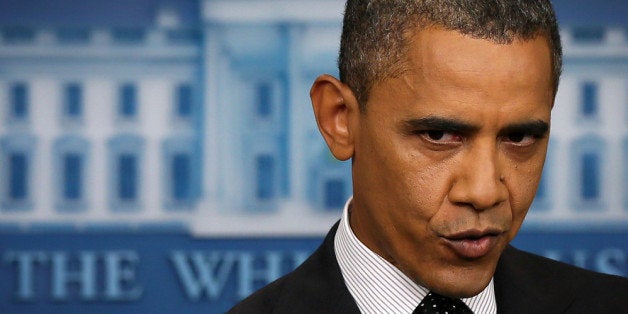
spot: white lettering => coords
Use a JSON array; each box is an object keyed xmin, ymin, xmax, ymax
[
  {"xmin": 3, "ymin": 251, "xmax": 48, "ymax": 300},
  {"xmin": 103, "ymin": 251, "xmax": 142, "ymax": 301},
  {"xmin": 3, "ymin": 251, "xmax": 141, "ymax": 301},
  {"xmin": 170, "ymin": 251, "xmax": 237, "ymax": 301},
  {"xmin": 51, "ymin": 252, "xmax": 97, "ymax": 300}
]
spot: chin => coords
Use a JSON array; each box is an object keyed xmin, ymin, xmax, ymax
[
  {"xmin": 422, "ymin": 262, "xmax": 496, "ymax": 298},
  {"xmin": 446, "ymin": 281, "xmax": 490, "ymax": 298}
]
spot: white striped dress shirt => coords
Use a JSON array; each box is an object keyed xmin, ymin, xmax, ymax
[{"xmin": 334, "ymin": 198, "xmax": 497, "ymax": 314}]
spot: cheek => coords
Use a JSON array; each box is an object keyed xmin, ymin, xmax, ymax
[
  {"xmin": 506, "ymin": 158, "xmax": 545, "ymax": 220},
  {"xmin": 396, "ymin": 153, "xmax": 456, "ymax": 219},
  {"xmin": 410, "ymin": 166, "xmax": 448, "ymax": 202},
  {"xmin": 357, "ymin": 123, "xmax": 458, "ymax": 222}
]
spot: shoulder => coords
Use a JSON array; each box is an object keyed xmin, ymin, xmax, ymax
[
  {"xmin": 501, "ymin": 245, "xmax": 627, "ymax": 286},
  {"xmin": 227, "ymin": 271, "xmax": 292, "ymax": 313},
  {"xmin": 228, "ymin": 241, "xmax": 330, "ymax": 313},
  {"xmin": 228, "ymin": 222, "xmax": 359, "ymax": 314},
  {"xmin": 497, "ymin": 246, "xmax": 628, "ymax": 311}
]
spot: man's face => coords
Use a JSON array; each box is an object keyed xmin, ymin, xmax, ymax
[{"xmin": 349, "ymin": 27, "xmax": 554, "ymax": 297}]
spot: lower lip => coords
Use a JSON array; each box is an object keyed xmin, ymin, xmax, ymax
[{"xmin": 443, "ymin": 235, "xmax": 498, "ymax": 259}]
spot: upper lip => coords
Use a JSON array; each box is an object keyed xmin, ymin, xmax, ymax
[{"xmin": 442, "ymin": 228, "xmax": 503, "ymax": 240}]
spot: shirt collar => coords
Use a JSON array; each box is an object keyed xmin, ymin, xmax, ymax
[{"xmin": 334, "ymin": 197, "xmax": 497, "ymax": 314}]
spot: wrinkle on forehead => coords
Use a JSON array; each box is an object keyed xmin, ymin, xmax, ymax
[{"xmin": 399, "ymin": 27, "xmax": 553, "ymax": 105}]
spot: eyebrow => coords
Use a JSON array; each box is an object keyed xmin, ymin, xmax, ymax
[
  {"xmin": 403, "ymin": 116, "xmax": 479, "ymax": 134},
  {"xmin": 498, "ymin": 120, "xmax": 550, "ymax": 137},
  {"xmin": 403, "ymin": 116, "xmax": 550, "ymax": 136}
]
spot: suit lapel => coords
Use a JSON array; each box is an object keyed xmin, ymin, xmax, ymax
[{"xmin": 274, "ymin": 222, "xmax": 361, "ymax": 313}]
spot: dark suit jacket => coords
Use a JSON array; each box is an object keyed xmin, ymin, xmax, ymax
[{"xmin": 229, "ymin": 222, "xmax": 628, "ymax": 313}]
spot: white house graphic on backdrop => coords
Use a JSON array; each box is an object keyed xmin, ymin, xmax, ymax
[{"xmin": 0, "ymin": 0, "xmax": 626, "ymax": 235}]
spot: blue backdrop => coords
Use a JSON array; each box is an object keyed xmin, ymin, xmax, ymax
[{"xmin": 0, "ymin": 1, "xmax": 626, "ymax": 313}]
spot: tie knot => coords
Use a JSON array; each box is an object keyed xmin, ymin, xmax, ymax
[{"xmin": 413, "ymin": 291, "xmax": 473, "ymax": 314}]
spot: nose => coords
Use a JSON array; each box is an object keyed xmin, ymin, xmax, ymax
[{"xmin": 448, "ymin": 143, "xmax": 508, "ymax": 211}]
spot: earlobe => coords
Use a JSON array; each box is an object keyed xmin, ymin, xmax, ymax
[{"xmin": 310, "ymin": 74, "xmax": 358, "ymax": 161}]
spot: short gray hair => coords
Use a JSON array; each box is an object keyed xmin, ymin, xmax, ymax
[{"xmin": 338, "ymin": 0, "xmax": 562, "ymax": 110}]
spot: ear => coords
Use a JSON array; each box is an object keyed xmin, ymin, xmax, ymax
[{"xmin": 310, "ymin": 74, "xmax": 359, "ymax": 161}]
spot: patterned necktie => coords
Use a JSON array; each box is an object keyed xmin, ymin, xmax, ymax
[{"xmin": 413, "ymin": 291, "xmax": 474, "ymax": 314}]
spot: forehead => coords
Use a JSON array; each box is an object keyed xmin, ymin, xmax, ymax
[
  {"xmin": 365, "ymin": 27, "xmax": 554, "ymax": 123},
  {"xmin": 402, "ymin": 26, "xmax": 553, "ymax": 94}
]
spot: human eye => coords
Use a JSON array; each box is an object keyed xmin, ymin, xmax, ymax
[
  {"xmin": 503, "ymin": 132, "xmax": 538, "ymax": 146},
  {"xmin": 403, "ymin": 117, "xmax": 469, "ymax": 148},
  {"xmin": 418, "ymin": 130, "xmax": 463, "ymax": 144},
  {"xmin": 500, "ymin": 121, "xmax": 549, "ymax": 148}
]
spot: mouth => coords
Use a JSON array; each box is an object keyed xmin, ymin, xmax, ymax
[{"xmin": 441, "ymin": 229, "xmax": 503, "ymax": 260}]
